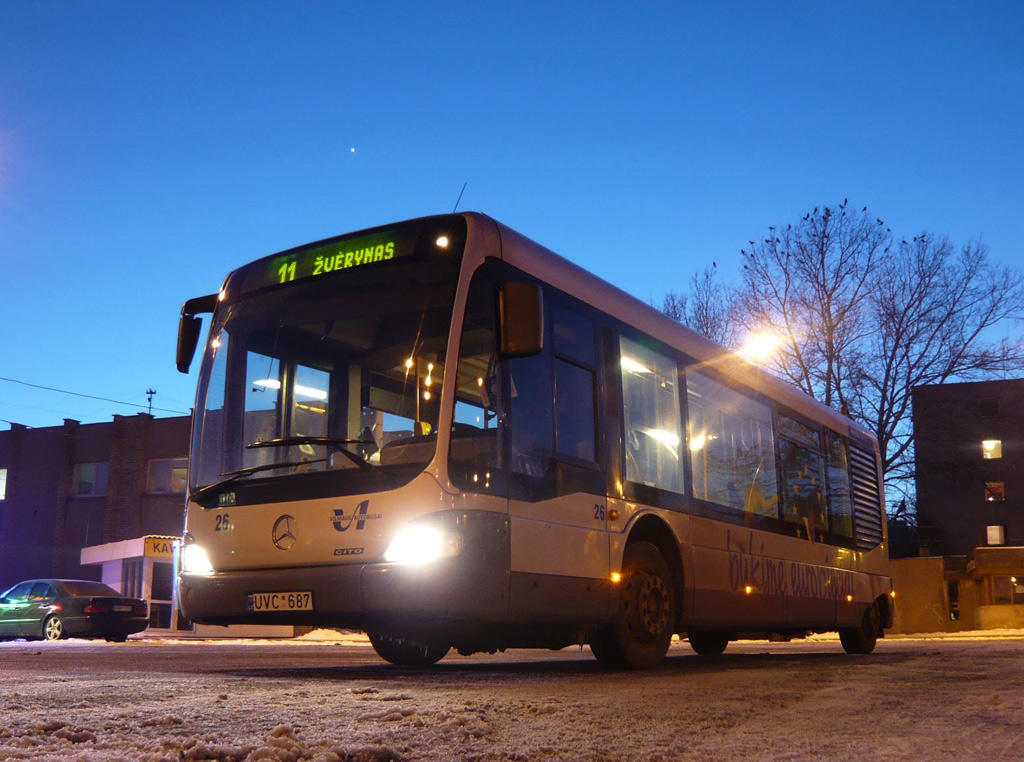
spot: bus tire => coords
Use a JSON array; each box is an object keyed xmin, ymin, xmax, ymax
[
  {"xmin": 589, "ymin": 541, "xmax": 676, "ymax": 669},
  {"xmin": 688, "ymin": 631, "xmax": 729, "ymax": 656},
  {"xmin": 367, "ymin": 631, "xmax": 450, "ymax": 666},
  {"xmin": 839, "ymin": 601, "xmax": 881, "ymax": 655}
]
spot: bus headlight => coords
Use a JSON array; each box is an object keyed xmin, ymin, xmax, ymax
[
  {"xmin": 181, "ymin": 543, "xmax": 215, "ymax": 575},
  {"xmin": 384, "ymin": 525, "xmax": 463, "ymax": 565}
]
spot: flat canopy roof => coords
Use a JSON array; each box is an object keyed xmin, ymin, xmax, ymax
[{"xmin": 80, "ymin": 535, "xmax": 179, "ymax": 565}]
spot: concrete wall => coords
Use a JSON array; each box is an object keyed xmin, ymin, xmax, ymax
[
  {"xmin": 976, "ymin": 605, "xmax": 1024, "ymax": 629},
  {"xmin": 891, "ymin": 558, "xmax": 956, "ymax": 634},
  {"xmin": 889, "ymin": 557, "xmax": 985, "ymax": 634}
]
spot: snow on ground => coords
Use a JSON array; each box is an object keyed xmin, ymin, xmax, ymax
[{"xmin": 1, "ymin": 633, "xmax": 1023, "ymax": 761}]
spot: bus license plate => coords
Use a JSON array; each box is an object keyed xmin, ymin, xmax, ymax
[{"xmin": 247, "ymin": 591, "xmax": 314, "ymax": 612}]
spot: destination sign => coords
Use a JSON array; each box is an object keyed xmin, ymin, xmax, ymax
[
  {"xmin": 269, "ymin": 230, "xmax": 413, "ymax": 287},
  {"xmin": 226, "ymin": 216, "xmax": 466, "ymax": 297}
]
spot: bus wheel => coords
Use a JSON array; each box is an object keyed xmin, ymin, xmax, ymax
[
  {"xmin": 367, "ymin": 632, "xmax": 450, "ymax": 666},
  {"xmin": 839, "ymin": 601, "xmax": 881, "ymax": 655},
  {"xmin": 590, "ymin": 541, "xmax": 676, "ymax": 669},
  {"xmin": 688, "ymin": 631, "xmax": 729, "ymax": 656}
]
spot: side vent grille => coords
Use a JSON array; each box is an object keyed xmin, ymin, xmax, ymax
[{"xmin": 849, "ymin": 443, "xmax": 884, "ymax": 550}]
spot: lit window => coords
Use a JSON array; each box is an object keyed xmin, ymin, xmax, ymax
[
  {"xmin": 982, "ymin": 440, "xmax": 1002, "ymax": 459},
  {"xmin": 72, "ymin": 463, "xmax": 109, "ymax": 497},
  {"xmin": 147, "ymin": 457, "xmax": 188, "ymax": 494},
  {"xmin": 985, "ymin": 482, "xmax": 1006, "ymax": 502},
  {"xmin": 621, "ymin": 336, "xmax": 683, "ymax": 493},
  {"xmin": 987, "ymin": 525, "xmax": 1006, "ymax": 546},
  {"xmin": 0, "ymin": 467, "xmax": 6, "ymax": 500}
]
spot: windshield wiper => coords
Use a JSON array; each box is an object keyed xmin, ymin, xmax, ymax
[
  {"xmin": 190, "ymin": 459, "xmax": 329, "ymax": 503},
  {"xmin": 247, "ymin": 436, "xmax": 374, "ymax": 470}
]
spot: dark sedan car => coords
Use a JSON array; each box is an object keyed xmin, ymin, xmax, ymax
[{"xmin": 0, "ymin": 579, "xmax": 149, "ymax": 642}]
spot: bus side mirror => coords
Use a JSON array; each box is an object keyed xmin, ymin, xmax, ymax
[
  {"xmin": 498, "ymin": 281, "xmax": 544, "ymax": 358},
  {"xmin": 176, "ymin": 315, "xmax": 204, "ymax": 374},
  {"xmin": 176, "ymin": 293, "xmax": 219, "ymax": 374}
]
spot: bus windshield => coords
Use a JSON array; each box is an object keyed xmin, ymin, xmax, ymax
[{"xmin": 189, "ymin": 258, "xmax": 460, "ymax": 496}]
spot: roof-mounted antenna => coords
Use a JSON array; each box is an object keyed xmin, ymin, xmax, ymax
[{"xmin": 452, "ymin": 182, "xmax": 467, "ymax": 213}]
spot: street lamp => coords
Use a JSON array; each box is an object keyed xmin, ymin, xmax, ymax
[{"xmin": 738, "ymin": 331, "xmax": 784, "ymax": 362}]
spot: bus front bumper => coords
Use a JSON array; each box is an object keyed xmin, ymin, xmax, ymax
[{"xmin": 177, "ymin": 559, "xmax": 510, "ymax": 629}]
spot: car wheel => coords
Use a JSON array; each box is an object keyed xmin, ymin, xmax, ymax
[
  {"xmin": 688, "ymin": 630, "xmax": 730, "ymax": 656},
  {"xmin": 367, "ymin": 632, "xmax": 450, "ymax": 666},
  {"xmin": 43, "ymin": 615, "xmax": 66, "ymax": 641},
  {"xmin": 590, "ymin": 541, "xmax": 676, "ymax": 669},
  {"xmin": 839, "ymin": 601, "xmax": 881, "ymax": 655}
]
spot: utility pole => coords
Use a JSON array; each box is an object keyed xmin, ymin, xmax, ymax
[{"xmin": 146, "ymin": 388, "xmax": 156, "ymax": 416}]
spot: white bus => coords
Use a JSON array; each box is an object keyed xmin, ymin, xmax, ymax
[{"xmin": 175, "ymin": 213, "xmax": 892, "ymax": 668}]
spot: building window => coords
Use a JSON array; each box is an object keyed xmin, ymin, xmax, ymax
[
  {"xmin": 0, "ymin": 467, "xmax": 6, "ymax": 500},
  {"xmin": 73, "ymin": 462, "xmax": 109, "ymax": 496},
  {"xmin": 982, "ymin": 440, "xmax": 1003, "ymax": 459},
  {"xmin": 986, "ymin": 525, "xmax": 1006, "ymax": 545},
  {"xmin": 148, "ymin": 457, "xmax": 188, "ymax": 494},
  {"xmin": 985, "ymin": 482, "xmax": 1006, "ymax": 502},
  {"xmin": 978, "ymin": 398, "xmax": 999, "ymax": 417},
  {"xmin": 992, "ymin": 576, "xmax": 1024, "ymax": 605},
  {"xmin": 122, "ymin": 558, "xmax": 143, "ymax": 598}
]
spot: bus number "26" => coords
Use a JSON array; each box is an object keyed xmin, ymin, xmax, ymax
[
  {"xmin": 215, "ymin": 513, "xmax": 232, "ymax": 532},
  {"xmin": 594, "ymin": 504, "xmax": 606, "ymax": 521}
]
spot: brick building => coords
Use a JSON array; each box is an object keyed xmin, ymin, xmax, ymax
[
  {"xmin": 913, "ymin": 379, "xmax": 1024, "ymax": 555},
  {"xmin": 890, "ymin": 379, "xmax": 1024, "ymax": 633},
  {"xmin": 0, "ymin": 414, "xmax": 191, "ymax": 594}
]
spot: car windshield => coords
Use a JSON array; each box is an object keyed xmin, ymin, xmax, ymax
[
  {"xmin": 190, "ymin": 258, "xmax": 461, "ymax": 494},
  {"xmin": 60, "ymin": 581, "xmax": 121, "ymax": 596}
]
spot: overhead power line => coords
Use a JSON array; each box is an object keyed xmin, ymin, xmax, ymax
[{"xmin": 0, "ymin": 377, "xmax": 190, "ymax": 416}]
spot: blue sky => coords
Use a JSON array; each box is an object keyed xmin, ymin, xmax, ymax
[{"xmin": 2, "ymin": 2, "xmax": 1022, "ymax": 429}]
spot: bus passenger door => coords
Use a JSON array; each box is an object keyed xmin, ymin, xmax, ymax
[{"xmin": 505, "ymin": 294, "xmax": 610, "ymax": 622}]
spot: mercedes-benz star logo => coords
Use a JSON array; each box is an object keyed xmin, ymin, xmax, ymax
[{"xmin": 272, "ymin": 514, "xmax": 297, "ymax": 551}]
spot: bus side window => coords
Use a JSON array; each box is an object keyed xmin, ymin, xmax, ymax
[
  {"xmin": 553, "ymin": 303, "xmax": 597, "ymax": 464},
  {"xmin": 826, "ymin": 433, "xmax": 855, "ymax": 539},
  {"xmin": 687, "ymin": 369, "xmax": 779, "ymax": 517},
  {"xmin": 778, "ymin": 414, "xmax": 827, "ymax": 540},
  {"xmin": 619, "ymin": 336, "xmax": 683, "ymax": 494}
]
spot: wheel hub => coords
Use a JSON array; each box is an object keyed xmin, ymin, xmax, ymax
[
  {"xmin": 635, "ymin": 573, "xmax": 669, "ymax": 636},
  {"xmin": 45, "ymin": 618, "xmax": 62, "ymax": 640}
]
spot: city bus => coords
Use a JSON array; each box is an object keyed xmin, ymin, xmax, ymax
[{"xmin": 174, "ymin": 213, "xmax": 893, "ymax": 668}]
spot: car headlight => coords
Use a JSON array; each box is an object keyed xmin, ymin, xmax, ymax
[
  {"xmin": 384, "ymin": 525, "xmax": 463, "ymax": 565},
  {"xmin": 181, "ymin": 543, "xmax": 214, "ymax": 575}
]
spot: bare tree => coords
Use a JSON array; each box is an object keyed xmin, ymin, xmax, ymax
[
  {"xmin": 656, "ymin": 265, "xmax": 738, "ymax": 347},
  {"xmin": 656, "ymin": 289, "xmax": 689, "ymax": 324},
  {"xmin": 729, "ymin": 202, "xmax": 1024, "ymax": 509},
  {"xmin": 854, "ymin": 235, "xmax": 1024, "ymax": 497},
  {"xmin": 735, "ymin": 201, "xmax": 889, "ymax": 409}
]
